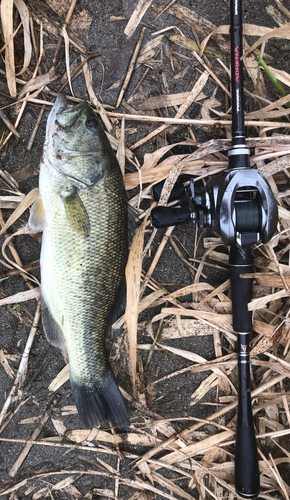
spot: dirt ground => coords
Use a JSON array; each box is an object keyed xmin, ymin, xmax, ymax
[{"xmin": 0, "ymin": 0, "xmax": 290, "ymax": 499}]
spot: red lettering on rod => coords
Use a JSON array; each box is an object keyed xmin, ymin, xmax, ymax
[{"xmin": 235, "ymin": 46, "xmax": 239, "ymax": 82}]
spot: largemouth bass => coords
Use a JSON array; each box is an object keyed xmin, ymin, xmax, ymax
[{"xmin": 29, "ymin": 93, "xmax": 130, "ymax": 428}]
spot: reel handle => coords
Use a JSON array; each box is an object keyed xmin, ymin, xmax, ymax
[
  {"xmin": 152, "ymin": 181, "xmax": 186, "ymax": 202},
  {"xmin": 151, "ymin": 206, "xmax": 192, "ymax": 228}
]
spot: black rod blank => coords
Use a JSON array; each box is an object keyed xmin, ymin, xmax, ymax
[{"xmin": 229, "ymin": 0, "xmax": 260, "ymax": 497}]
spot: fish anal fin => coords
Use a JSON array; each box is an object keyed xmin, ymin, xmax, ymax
[
  {"xmin": 128, "ymin": 204, "xmax": 141, "ymax": 247},
  {"xmin": 28, "ymin": 196, "xmax": 45, "ymax": 232},
  {"xmin": 107, "ymin": 280, "xmax": 126, "ymax": 337},
  {"xmin": 41, "ymin": 297, "xmax": 66, "ymax": 348},
  {"xmin": 70, "ymin": 369, "xmax": 130, "ymax": 429},
  {"xmin": 60, "ymin": 187, "xmax": 90, "ymax": 237}
]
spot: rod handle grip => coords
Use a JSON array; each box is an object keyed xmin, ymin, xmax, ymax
[
  {"xmin": 151, "ymin": 207, "xmax": 191, "ymax": 228},
  {"xmin": 229, "ymin": 246, "xmax": 253, "ymax": 332},
  {"xmin": 235, "ymin": 424, "xmax": 260, "ymax": 498}
]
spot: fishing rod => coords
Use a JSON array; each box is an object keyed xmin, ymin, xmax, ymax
[
  {"xmin": 150, "ymin": 0, "xmax": 278, "ymax": 497},
  {"xmin": 228, "ymin": 0, "xmax": 263, "ymax": 497}
]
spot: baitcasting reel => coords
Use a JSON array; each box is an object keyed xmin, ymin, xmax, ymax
[{"xmin": 151, "ymin": 168, "xmax": 278, "ymax": 248}]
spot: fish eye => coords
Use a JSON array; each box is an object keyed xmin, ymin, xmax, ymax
[{"xmin": 86, "ymin": 119, "xmax": 99, "ymax": 131}]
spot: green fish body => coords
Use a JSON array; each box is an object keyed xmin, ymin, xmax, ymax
[{"xmin": 29, "ymin": 93, "xmax": 130, "ymax": 428}]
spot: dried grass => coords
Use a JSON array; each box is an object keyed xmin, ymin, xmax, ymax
[{"xmin": 0, "ymin": 0, "xmax": 290, "ymax": 499}]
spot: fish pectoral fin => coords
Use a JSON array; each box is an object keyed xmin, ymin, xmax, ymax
[
  {"xmin": 60, "ymin": 189, "xmax": 91, "ymax": 237},
  {"xmin": 27, "ymin": 196, "xmax": 45, "ymax": 232},
  {"xmin": 41, "ymin": 297, "xmax": 66, "ymax": 348}
]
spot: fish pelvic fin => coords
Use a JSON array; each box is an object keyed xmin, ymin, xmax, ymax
[
  {"xmin": 41, "ymin": 297, "xmax": 66, "ymax": 348},
  {"xmin": 70, "ymin": 369, "xmax": 130, "ymax": 429},
  {"xmin": 27, "ymin": 196, "xmax": 45, "ymax": 233}
]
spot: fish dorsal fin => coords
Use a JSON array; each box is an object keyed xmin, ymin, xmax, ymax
[
  {"xmin": 60, "ymin": 186, "xmax": 91, "ymax": 237},
  {"xmin": 28, "ymin": 196, "xmax": 45, "ymax": 232},
  {"xmin": 41, "ymin": 297, "xmax": 66, "ymax": 348}
]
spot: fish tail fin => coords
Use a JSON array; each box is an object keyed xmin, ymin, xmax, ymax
[{"xmin": 70, "ymin": 370, "xmax": 130, "ymax": 429}]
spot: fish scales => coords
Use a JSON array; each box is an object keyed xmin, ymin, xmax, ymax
[
  {"xmin": 41, "ymin": 169, "xmax": 126, "ymax": 381},
  {"xmin": 29, "ymin": 93, "xmax": 130, "ymax": 428}
]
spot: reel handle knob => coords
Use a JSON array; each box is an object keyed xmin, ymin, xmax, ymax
[
  {"xmin": 153, "ymin": 181, "xmax": 186, "ymax": 202},
  {"xmin": 151, "ymin": 206, "xmax": 192, "ymax": 228}
]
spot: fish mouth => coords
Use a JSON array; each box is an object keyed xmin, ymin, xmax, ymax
[
  {"xmin": 52, "ymin": 92, "xmax": 68, "ymax": 114},
  {"xmin": 46, "ymin": 92, "xmax": 68, "ymax": 132},
  {"xmin": 55, "ymin": 93, "xmax": 94, "ymax": 130},
  {"xmin": 45, "ymin": 93, "xmax": 95, "ymax": 188}
]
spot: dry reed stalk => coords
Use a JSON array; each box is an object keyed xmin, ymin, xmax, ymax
[
  {"xmin": 0, "ymin": 437, "xmax": 138, "ymax": 460},
  {"xmin": 26, "ymin": 106, "xmax": 45, "ymax": 151},
  {"xmin": 135, "ymin": 373, "xmax": 285, "ymax": 469},
  {"xmin": 1, "ymin": 0, "xmax": 16, "ymax": 96},
  {"xmin": 116, "ymin": 27, "xmax": 146, "ymax": 108},
  {"xmin": 58, "ymin": 52, "xmax": 100, "ymax": 92},
  {"xmin": 0, "ymin": 110, "xmax": 20, "ymax": 139},
  {"xmin": 125, "ymin": 215, "xmax": 148, "ymax": 390},
  {"xmin": 110, "ymin": 111, "xmax": 290, "ymax": 130},
  {"xmin": 124, "ymin": 0, "xmax": 153, "ymax": 38},
  {"xmin": 130, "ymin": 70, "xmax": 209, "ymax": 150},
  {"xmin": 82, "ymin": 58, "xmax": 112, "ymax": 132},
  {"xmin": 9, "ymin": 409, "xmax": 50, "ymax": 478},
  {"xmin": 12, "ymin": 99, "xmax": 290, "ymax": 129},
  {"xmin": 243, "ymin": 22, "xmax": 290, "ymax": 58},
  {"xmin": 117, "ymin": 116, "xmax": 126, "ymax": 176},
  {"xmin": 0, "ymin": 287, "xmax": 40, "ymax": 305},
  {"xmin": 0, "ymin": 188, "xmax": 39, "ymax": 236},
  {"xmin": 193, "ymin": 51, "xmax": 231, "ymax": 97},
  {"xmin": 0, "ymin": 468, "xmax": 200, "ymax": 500},
  {"xmin": 0, "ymin": 300, "xmax": 41, "ymax": 428},
  {"xmin": 133, "ymin": 91, "xmax": 206, "ymax": 110},
  {"xmin": 141, "ymin": 226, "xmax": 175, "ymax": 294},
  {"xmin": 0, "ymin": 209, "xmax": 39, "ymax": 293}
]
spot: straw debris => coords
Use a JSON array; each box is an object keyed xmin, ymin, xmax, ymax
[{"xmin": 1, "ymin": 1, "xmax": 290, "ymax": 498}]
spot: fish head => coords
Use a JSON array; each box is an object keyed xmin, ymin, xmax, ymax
[{"xmin": 44, "ymin": 93, "xmax": 118, "ymax": 187}]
